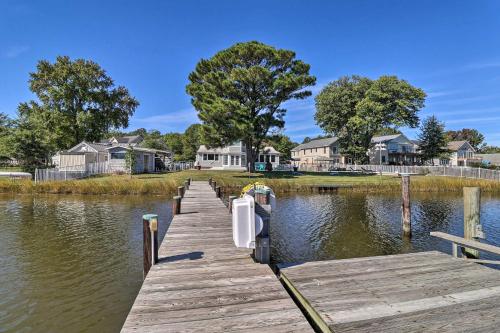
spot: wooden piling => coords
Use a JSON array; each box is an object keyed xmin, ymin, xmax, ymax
[
  {"xmin": 228, "ymin": 195, "xmax": 237, "ymax": 213},
  {"xmin": 216, "ymin": 186, "xmax": 221, "ymax": 198},
  {"xmin": 142, "ymin": 214, "xmax": 159, "ymax": 278},
  {"xmin": 208, "ymin": 177, "xmax": 212, "ymax": 186},
  {"xmin": 464, "ymin": 187, "xmax": 481, "ymax": 258},
  {"xmin": 184, "ymin": 180, "xmax": 189, "ymax": 191},
  {"xmin": 177, "ymin": 186, "xmax": 184, "ymax": 198},
  {"xmin": 172, "ymin": 195, "xmax": 181, "ymax": 215},
  {"xmin": 401, "ymin": 174, "xmax": 411, "ymax": 237},
  {"xmin": 212, "ymin": 181, "xmax": 217, "ymax": 191}
]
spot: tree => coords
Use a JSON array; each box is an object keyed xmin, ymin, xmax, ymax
[
  {"xmin": 186, "ymin": 41, "xmax": 316, "ymax": 171},
  {"xmin": 163, "ymin": 132, "xmax": 184, "ymax": 161},
  {"xmin": 141, "ymin": 130, "xmax": 170, "ymax": 151},
  {"xmin": 0, "ymin": 113, "xmax": 14, "ymax": 159},
  {"xmin": 374, "ymin": 127, "xmax": 402, "ymax": 136},
  {"xmin": 20, "ymin": 56, "xmax": 139, "ymax": 151},
  {"xmin": 181, "ymin": 124, "xmax": 203, "ymax": 161},
  {"xmin": 418, "ymin": 116, "xmax": 448, "ymax": 164},
  {"xmin": 480, "ymin": 146, "xmax": 500, "ymax": 153},
  {"xmin": 124, "ymin": 146, "xmax": 137, "ymax": 176},
  {"xmin": 302, "ymin": 137, "xmax": 312, "ymax": 144},
  {"xmin": 315, "ymin": 75, "xmax": 425, "ymax": 163},
  {"xmin": 445, "ymin": 128, "xmax": 485, "ymax": 151}
]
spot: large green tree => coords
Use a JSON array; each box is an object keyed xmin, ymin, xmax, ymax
[
  {"xmin": 0, "ymin": 113, "xmax": 14, "ymax": 163},
  {"xmin": 265, "ymin": 134, "xmax": 297, "ymax": 162},
  {"xmin": 141, "ymin": 130, "xmax": 170, "ymax": 151},
  {"xmin": 181, "ymin": 124, "xmax": 203, "ymax": 161},
  {"xmin": 164, "ymin": 132, "xmax": 184, "ymax": 161},
  {"xmin": 445, "ymin": 128, "xmax": 485, "ymax": 151},
  {"xmin": 418, "ymin": 115, "xmax": 448, "ymax": 164},
  {"xmin": 20, "ymin": 56, "xmax": 139, "ymax": 151},
  {"xmin": 315, "ymin": 75, "xmax": 426, "ymax": 163},
  {"xmin": 186, "ymin": 41, "xmax": 316, "ymax": 171}
]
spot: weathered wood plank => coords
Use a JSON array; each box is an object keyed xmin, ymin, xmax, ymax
[
  {"xmin": 121, "ymin": 181, "xmax": 312, "ymax": 332},
  {"xmin": 280, "ymin": 251, "xmax": 500, "ymax": 332}
]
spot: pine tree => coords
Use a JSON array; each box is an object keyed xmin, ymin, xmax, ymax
[{"xmin": 418, "ymin": 116, "xmax": 447, "ymax": 165}]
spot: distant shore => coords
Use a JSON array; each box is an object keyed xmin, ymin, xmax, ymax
[{"xmin": 0, "ymin": 170, "xmax": 499, "ymax": 196}]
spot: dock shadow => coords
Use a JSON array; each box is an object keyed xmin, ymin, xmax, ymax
[{"xmin": 159, "ymin": 251, "xmax": 204, "ymax": 263}]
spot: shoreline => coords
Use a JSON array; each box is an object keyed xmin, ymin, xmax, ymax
[{"xmin": 1, "ymin": 170, "xmax": 500, "ymax": 196}]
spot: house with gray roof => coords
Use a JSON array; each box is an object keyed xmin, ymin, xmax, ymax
[
  {"xmin": 291, "ymin": 137, "xmax": 348, "ymax": 166},
  {"xmin": 477, "ymin": 153, "xmax": 500, "ymax": 167},
  {"xmin": 196, "ymin": 141, "xmax": 280, "ymax": 170},
  {"xmin": 433, "ymin": 140, "xmax": 481, "ymax": 166},
  {"xmin": 52, "ymin": 135, "xmax": 173, "ymax": 173},
  {"xmin": 368, "ymin": 134, "xmax": 421, "ymax": 165}
]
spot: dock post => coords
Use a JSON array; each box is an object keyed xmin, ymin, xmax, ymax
[
  {"xmin": 184, "ymin": 180, "xmax": 189, "ymax": 191},
  {"xmin": 173, "ymin": 195, "xmax": 182, "ymax": 215},
  {"xmin": 208, "ymin": 177, "xmax": 212, "ymax": 186},
  {"xmin": 142, "ymin": 214, "xmax": 159, "ymax": 278},
  {"xmin": 177, "ymin": 186, "xmax": 185, "ymax": 198},
  {"xmin": 216, "ymin": 186, "xmax": 221, "ymax": 198},
  {"xmin": 254, "ymin": 188, "xmax": 271, "ymax": 264},
  {"xmin": 212, "ymin": 181, "xmax": 217, "ymax": 191},
  {"xmin": 228, "ymin": 195, "xmax": 237, "ymax": 213},
  {"xmin": 401, "ymin": 174, "xmax": 411, "ymax": 237},
  {"xmin": 464, "ymin": 187, "xmax": 481, "ymax": 258}
]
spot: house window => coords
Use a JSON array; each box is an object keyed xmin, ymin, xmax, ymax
[
  {"xmin": 382, "ymin": 156, "xmax": 386, "ymax": 163},
  {"xmin": 223, "ymin": 155, "xmax": 228, "ymax": 165},
  {"xmin": 315, "ymin": 148, "xmax": 318, "ymax": 153},
  {"xmin": 324, "ymin": 147, "xmax": 326, "ymax": 154},
  {"xmin": 259, "ymin": 155, "xmax": 265, "ymax": 162},
  {"xmin": 332, "ymin": 146, "xmax": 337, "ymax": 154},
  {"xmin": 271, "ymin": 155, "xmax": 276, "ymax": 163},
  {"xmin": 110, "ymin": 152, "xmax": 126, "ymax": 159},
  {"xmin": 203, "ymin": 154, "xmax": 218, "ymax": 161},
  {"xmin": 241, "ymin": 154, "xmax": 246, "ymax": 167}
]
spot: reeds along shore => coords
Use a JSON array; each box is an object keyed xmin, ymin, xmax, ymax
[{"xmin": 0, "ymin": 172, "xmax": 500, "ymax": 195}]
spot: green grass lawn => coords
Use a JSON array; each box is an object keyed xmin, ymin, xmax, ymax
[
  {"xmin": 1, "ymin": 169, "xmax": 499, "ymax": 195},
  {"xmin": 0, "ymin": 166, "xmax": 22, "ymax": 172}
]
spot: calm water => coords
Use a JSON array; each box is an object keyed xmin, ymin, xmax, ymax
[
  {"xmin": 1, "ymin": 192, "xmax": 500, "ymax": 332},
  {"xmin": 0, "ymin": 194, "xmax": 171, "ymax": 333},
  {"xmin": 272, "ymin": 192, "xmax": 500, "ymax": 263}
]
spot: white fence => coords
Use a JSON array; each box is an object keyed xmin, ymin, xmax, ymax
[
  {"xmin": 171, "ymin": 162, "xmax": 193, "ymax": 171},
  {"xmin": 297, "ymin": 163, "xmax": 500, "ymax": 181},
  {"xmin": 35, "ymin": 161, "xmax": 111, "ymax": 182}
]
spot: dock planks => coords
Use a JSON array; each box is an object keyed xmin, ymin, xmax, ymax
[
  {"xmin": 121, "ymin": 181, "xmax": 312, "ymax": 332},
  {"xmin": 279, "ymin": 251, "xmax": 500, "ymax": 332}
]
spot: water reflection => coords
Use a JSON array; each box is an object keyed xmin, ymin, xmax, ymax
[
  {"xmin": 0, "ymin": 194, "xmax": 171, "ymax": 333},
  {"xmin": 272, "ymin": 192, "xmax": 500, "ymax": 264}
]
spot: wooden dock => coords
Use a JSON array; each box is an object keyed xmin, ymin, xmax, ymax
[
  {"xmin": 279, "ymin": 251, "xmax": 500, "ymax": 332},
  {"xmin": 121, "ymin": 181, "xmax": 312, "ymax": 332}
]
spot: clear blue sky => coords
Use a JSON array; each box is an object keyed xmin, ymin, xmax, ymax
[{"xmin": 1, "ymin": 0, "xmax": 500, "ymax": 145}]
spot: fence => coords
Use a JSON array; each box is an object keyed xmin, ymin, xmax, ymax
[
  {"xmin": 297, "ymin": 163, "xmax": 500, "ymax": 181},
  {"xmin": 170, "ymin": 162, "xmax": 193, "ymax": 171},
  {"xmin": 35, "ymin": 161, "xmax": 111, "ymax": 182}
]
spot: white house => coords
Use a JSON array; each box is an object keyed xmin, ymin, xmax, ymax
[
  {"xmin": 53, "ymin": 135, "xmax": 173, "ymax": 173},
  {"xmin": 368, "ymin": 134, "xmax": 421, "ymax": 165},
  {"xmin": 196, "ymin": 141, "xmax": 280, "ymax": 170},
  {"xmin": 434, "ymin": 141, "xmax": 481, "ymax": 166}
]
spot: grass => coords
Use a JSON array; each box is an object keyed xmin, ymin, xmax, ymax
[{"xmin": 1, "ymin": 170, "xmax": 500, "ymax": 196}]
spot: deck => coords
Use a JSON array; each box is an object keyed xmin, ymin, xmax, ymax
[
  {"xmin": 279, "ymin": 251, "xmax": 500, "ymax": 332},
  {"xmin": 121, "ymin": 181, "xmax": 312, "ymax": 332}
]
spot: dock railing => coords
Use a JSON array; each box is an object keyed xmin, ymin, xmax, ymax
[{"xmin": 430, "ymin": 231, "xmax": 500, "ymax": 265}]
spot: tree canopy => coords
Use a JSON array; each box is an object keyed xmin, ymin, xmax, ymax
[
  {"xmin": 20, "ymin": 56, "xmax": 139, "ymax": 150},
  {"xmin": 315, "ymin": 75, "xmax": 426, "ymax": 163},
  {"xmin": 445, "ymin": 128, "xmax": 485, "ymax": 151},
  {"xmin": 265, "ymin": 134, "xmax": 297, "ymax": 162},
  {"xmin": 418, "ymin": 115, "xmax": 448, "ymax": 164},
  {"xmin": 186, "ymin": 41, "xmax": 315, "ymax": 170}
]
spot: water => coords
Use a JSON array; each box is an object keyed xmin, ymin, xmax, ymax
[
  {"xmin": 0, "ymin": 194, "xmax": 171, "ymax": 333},
  {"xmin": 271, "ymin": 192, "xmax": 500, "ymax": 263},
  {"xmin": 1, "ymin": 192, "xmax": 500, "ymax": 332}
]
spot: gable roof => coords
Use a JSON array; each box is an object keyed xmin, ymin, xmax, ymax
[
  {"xmin": 291, "ymin": 137, "xmax": 338, "ymax": 151},
  {"xmin": 68, "ymin": 141, "xmax": 110, "ymax": 153},
  {"xmin": 101, "ymin": 135, "xmax": 143, "ymax": 145},
  {"xmin": 447, "ymin": 140, "xmax": 474, "ymax": 152},
  {"xmin": 371, "ymin": 134, "xmax": 402, "ymax": 144}
]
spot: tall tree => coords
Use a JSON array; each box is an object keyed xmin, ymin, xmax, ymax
[
  {"xmin": 265, "ymin": 134, "xmax": 297, "ymax": 162},
  {"xmin": 418, "ymin": 116, "xmax": 448, "ymax": 165},
  {"xmin": 163, "ymin": 132, "xmax": 184, "ymax": 161},
  {"xmin": 315, "ymin": 75, "xmax": 425, "ymax": 163},
  {"xmin": 0, "ymin": 113, "xmax": 13, "ymax": 159},
  {"xmin": 141, "ymin": 130, "xmax": 170, "ymax": 151},
  {"xmin": 445, "ymin": 128, "xmax": 485, "ymax": 151},
  {"xmin": 21, "ymin": 56, "xmax": 139, "ymax": 150},
  {"xmin": 181, "ymin": 124, "xmax": 203, "ymax": 161},
  {"xmin": 186, "ymin": 41, "xmax": 316, "ymax": 171}
]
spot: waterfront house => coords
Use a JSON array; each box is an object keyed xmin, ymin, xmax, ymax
[
  {"xmin": 52, "ymin": 135, "xmax": 173, "ymax": 173},
  {"xmin": 476, "ymin": 153, "xmax": 500, "ymax": 167},
  {"xmin": 196, "ymin": 141, "xmax": 280, "ymax": 170},
  {"xmin": 368, "ymin": 134, "xmax": 420, "ymax": 165},
  {"xmin": 291, "ymin": 137, "xmax": 348, "ymax": 166},
  {"xmin": 434, "ymin": 141, "xmax": 481, "ymax": 166}
]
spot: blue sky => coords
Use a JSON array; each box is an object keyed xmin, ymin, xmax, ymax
[{"xmin": 1, "ymin": 0, "xmax": 500, "ymax": 145}]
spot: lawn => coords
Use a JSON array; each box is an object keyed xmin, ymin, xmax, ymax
[{"xmin": 1, "ymin": 169, "xmax": 499, "ymax": 195}]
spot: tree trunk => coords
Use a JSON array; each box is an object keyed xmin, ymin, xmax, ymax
[{"xmin": 246, "ymin": 144, "xmax": 255, "ymax": 172}]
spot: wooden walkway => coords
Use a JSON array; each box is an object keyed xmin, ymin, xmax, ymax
[
  {"xmin": 121, "ymin": 181, "xmax": 312, "ymax": 332},
  {"xmin": 279, "ymin": 251, "xmax": 500, "ymax": 332}
]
